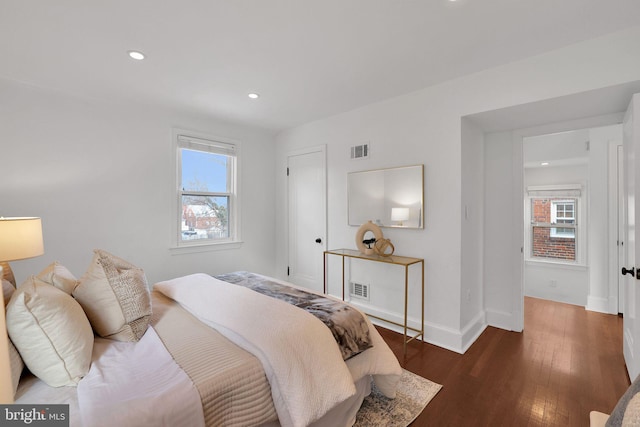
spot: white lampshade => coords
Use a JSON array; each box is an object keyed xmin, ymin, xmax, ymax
[
  {"xmin": 391, "ymin": 208, "xmax": 410, "ymax": 222},
  {"xmin": 0, "ymin": 217, "xmax": 44, "ymax": 262}
]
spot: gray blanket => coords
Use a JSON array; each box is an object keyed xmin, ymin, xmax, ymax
[{"xmin": 215, "ymin": 271, "xmax": 373, "ymax": 360}]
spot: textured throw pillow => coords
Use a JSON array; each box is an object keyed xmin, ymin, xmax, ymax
[
  {"xmin": 37, "ymin": 262, "xmax": 78, "ymax": 294},
  {"xmin": 2, "ymin": 278, "xmax": 24, "ymax": 396},
  {"xmin": 607, "ymin": 375, "xmax": 640, "ymax": 426},
  {"xmin": 73, "ymin": 249, "xmax": 151, "ymax": 342},
  {"xmin": 6, "ymin": 276, "xmax": 93, "ymax": 387},
  {"xmin": 623, "ymin": 392, "xmax": 640, "ymax": 426}
]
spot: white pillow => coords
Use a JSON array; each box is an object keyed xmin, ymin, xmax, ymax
[
  {"xmin": 37, "ymin": 261, "xmax": 78, "ymax": 294},
  {"xmin": 73, "ymin": 249, "xmax": 151, "ymax": 342},
  {"xmin": 6, "ymin": 276, "xmax": 93, "ymax": 387}
]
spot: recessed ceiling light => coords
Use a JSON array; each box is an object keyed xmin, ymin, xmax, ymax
[
  {"xmin": 128, "ymin": 50, "xmax": 145, "ymax": 60},
  {"xmin": 248, "ymin": 93, "xmax": 260, "ymax": 99},
  {"xmin": 541, "ymin": 162, "xmax": 550, "ymax": 166}
]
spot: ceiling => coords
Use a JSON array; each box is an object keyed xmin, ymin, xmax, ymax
[{"xmin": 2, "ymin": 1, "xmax": 639, "ymax": 133}]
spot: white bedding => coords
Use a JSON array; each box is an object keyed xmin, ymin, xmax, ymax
[
  {"xmin": 154, "ymin": 273, "xmax": 402, "ymax": 427},
  {"xmin": 16, "ymin": 272, "xmax": 402, "ymax": 427},
  {"xmin": 77, "ymin": 326, "xmax": 204, "ymax": 427},
  {"xmin": 16, "ymin": 326, "xmax": 203, "ymax": 427}
]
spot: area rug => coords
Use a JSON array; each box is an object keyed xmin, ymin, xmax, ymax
[{"xmin": 354, "ymin": 369, "xmax": 442, "ymax": 427}]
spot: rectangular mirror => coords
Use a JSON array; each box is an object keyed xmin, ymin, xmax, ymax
[{"xmin": 348, "ymin": 164, "xmax": 424, "ymax": 228}]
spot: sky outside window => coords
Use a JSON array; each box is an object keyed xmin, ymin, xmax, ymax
[{"xmin": 181, "ymin": 149, "xmax": 229, "ymax": 193}]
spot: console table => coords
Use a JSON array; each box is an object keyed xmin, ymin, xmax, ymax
[{"xmin": 323, "ymin": 248, "xmax": 424, "ymax": 354}]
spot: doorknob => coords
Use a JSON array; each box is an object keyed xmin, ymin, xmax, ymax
[
  {"xmin": 315, "ymin": 238, "xmax": 322, "ymax": 244},
  {"xmin": 622, "ymin": 267, "xmax": 636, "ymax": 277},
  {"xmin": 625, "ymin": 267, "xmax": 640, "ymax": 280}
]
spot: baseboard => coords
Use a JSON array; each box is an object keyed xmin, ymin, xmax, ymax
[
  {"xmin": 485, "ymin": 308, "xmax": 514, "ymax": 331},
  {"xmin": 586, "ymin": 295, "xmax": 613, "ymax": 314},
  {"xmin": 460, "ymin": 312, "xmax": 487, "ymax": 353},
  {"xmin": 423, "ymin": 322, "xmax": 466, "ymax": 354},
  {"xmin": 423, "ymin": 312, "xmax": 487, "ymax": 354},
  {"xmin": 352, "ymin": 301, "xmax": 488, "ymax": 354},
  {"xmin": 349, "ymin": 302, "xmax": 424, "ymax": 339}
]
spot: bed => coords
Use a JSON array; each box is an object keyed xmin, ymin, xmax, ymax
[{"xmin": 7, "ymin": 252, "xmax": 402, "ymax": 427}]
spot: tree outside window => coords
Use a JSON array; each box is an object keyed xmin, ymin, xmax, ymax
[{"xmin": 177, "ymin": 135, "xmax": 237, "ymax": 245}]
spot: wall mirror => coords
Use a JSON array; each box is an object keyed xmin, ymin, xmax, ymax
[{"xmin": 348, "ymin": 164, "xmax": 424, "ymax": 228}]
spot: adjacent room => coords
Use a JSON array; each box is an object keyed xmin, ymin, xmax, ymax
[{"xmin": 2, "ymin": 1, "xmax": 640, "ymax": 426}]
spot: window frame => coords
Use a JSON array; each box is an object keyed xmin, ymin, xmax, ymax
[
  {"xmin": 171, "ymin": 129, "xmax": 242, "ymax": 252},
  {"xmin": 549, "ymin": 199, "xmax": 576, "ymax": 239},
  {"xmin": 525, "ymin": 185, "xmax": 585, "ymax": 266}
]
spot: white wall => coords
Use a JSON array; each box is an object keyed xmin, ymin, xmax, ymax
[
  {"xmin": 460, "ymin": 118, "xmax": 486, "ymax": 344},
  {"xmin": 275, "ymin": 25, "xmax": 640, "ymax": 353},
  {"xmin": 588, "ymin": 124, "xmax": 623, "ymax": 313},
  {"xmin": 483, "ymin": 131, "xmax": 522, "ymax": 331},
  {"xmin": 0, "ymin": 78, "xmax": 277, "ymax": 285}
]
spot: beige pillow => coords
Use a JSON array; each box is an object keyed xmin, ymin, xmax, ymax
[
  {"xmin": 74, "ymin": 249, "xmax": 151, "ymax": 342},
  {"xmin": 37, "ymin": 262, "xmax": 78, "ymax": 294},
  {"xmin": 2, "ymin": 278, "xmax": 24, "ymax": 396},
  {"xmin": 7, "ymin": 276, "xmax": 93, "ymax": 387}
]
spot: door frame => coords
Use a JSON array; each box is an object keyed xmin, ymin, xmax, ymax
[
  {"xmin": 286, "ymin": 145, "xmax": 327, "ymax": 290},
  {"xmin": 511, "ymin": 119, "xmax": 626, "ymax": 331},
  {"xmin": 609, "ymin": 140, "xmax": 625, "ymax": 313}
]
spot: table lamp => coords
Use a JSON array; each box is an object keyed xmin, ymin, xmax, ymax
[{"xmin": 0, "ymin": 217, "xmax": 44, "ymax": 404}]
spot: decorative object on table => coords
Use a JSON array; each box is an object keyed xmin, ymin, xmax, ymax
[
  {"xmin": 355, "ymin": 220, "xmax": 384, "ymax": 255},
  {"xmin": 0, "ymin": 216, "xmax": 44, "ymax": 404},
  {"xmin": 391, "ymin": 207, "xmax": 410, "ymax": 227},
  {"xmin": 374, "ymin": 238, "xmax": 395, "ymax": 257}
]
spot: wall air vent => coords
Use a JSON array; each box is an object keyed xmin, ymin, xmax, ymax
[
  {"xmin": 350, "ymin": 282, "xmax": 370, "ymax": 300},
  {"xmin": 350, "ymin": 143, "xmax": 369, "ymax": 160}
]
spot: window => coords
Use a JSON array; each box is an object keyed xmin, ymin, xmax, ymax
[
  {"xmin": 526, "ymin": 186, "xmax": 583, "ymax": 264},
  {"xmin": 175, "ymin": 133, "xmax": 238, "ymax": 246},
  {"xmin": 550, "ymin": 200, "xmax": 575, "ymax": 238}
]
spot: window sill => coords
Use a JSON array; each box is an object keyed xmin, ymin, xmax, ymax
[
  {"xmin": 170, "ymin": 240, "xmax": 243, "ymax": 255},
  {"xmin": 525, "ymin": 259, "xmax": 587, "ymax": 270}
]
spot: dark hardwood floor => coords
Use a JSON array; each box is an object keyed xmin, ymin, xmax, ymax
[{"xmin": 379, "ymin": 297, "xmax": 630, "ymax": 426}]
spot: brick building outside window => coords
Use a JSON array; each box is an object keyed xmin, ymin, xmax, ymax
[{"xmin": 530, "ymin": 197, "xmax": 577, "ymax": 261}]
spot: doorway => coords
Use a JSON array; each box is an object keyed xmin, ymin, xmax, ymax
[
  {"xmin": 522, "ymin": 129, "xmax": 590, "ymax": 307},
  {"xmin": 286, "ymin": 145, "xmax": 327, "ymax": 293},
  {"xmin": 474, "ymin": 83, "xmax": 639, "ymax": 334}
]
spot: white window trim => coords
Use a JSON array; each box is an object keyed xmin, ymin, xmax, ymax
[
  {"xmin": 525, "ymin": 184, "xmax": 586, "ymax": 266},
  {"xmin": 170, "ymin": 128, "xmax": 242, "ymax": 253},
  {"xmin": 549, "ymin": 200, "xmax": 576, "ymax": 239}
]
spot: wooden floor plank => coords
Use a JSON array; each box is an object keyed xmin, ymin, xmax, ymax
[{"xmin": 378, "ymin": 297, "xmax": 630, "ymax": 426}]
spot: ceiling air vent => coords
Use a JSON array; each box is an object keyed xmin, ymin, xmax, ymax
[{"xmin": 351, "ymin": 143, "xmax": 369, "ymax": 160}]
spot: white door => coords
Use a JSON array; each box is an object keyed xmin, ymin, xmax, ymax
[
  {"xmin": 287, "ymin": 146, "xmax": 326, "ymax": 293},
  {"xmin": 623, "ymin": 93, "xmax": 640, "ymax": 380}
]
